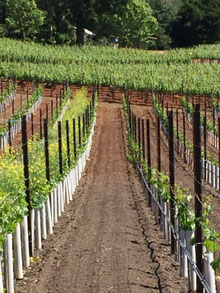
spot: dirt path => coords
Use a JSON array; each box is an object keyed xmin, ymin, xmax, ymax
[{"xmin": 16, "ymin": 102, "xmax": 187, "ymax": 293}]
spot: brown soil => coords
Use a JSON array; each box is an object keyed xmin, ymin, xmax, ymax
[
  {"xmin": 192, "ymin": 58, "xmax": 220, "ymax": 64},
  {"xmin": 1, "ymin": 79, "xmax": 215, "ymax": 109},
  {"xmin": 0, "ymin": 92, "xmax": 28, "ymax": 129},
  {"xmin": 15, "ymin": 102, "xmax": 187, "ymax": 293}
]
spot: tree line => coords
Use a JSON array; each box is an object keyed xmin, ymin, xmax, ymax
[{"xmin": 0, "ymin": 0, "xmax": 219, "ymax": 49}]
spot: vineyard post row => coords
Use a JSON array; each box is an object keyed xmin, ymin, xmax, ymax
[
  {"xmin": 1, "ymin": 83, "xmax": 98, "ymax": 293},
  {"xmin": 154, "ymin": 94, "xmax": 220, "ymax": 192},
  {"xmin": 123, "ymin": 93, "xmax": 218, "ymax": 293},
  {"xmin": 21, "ymin": 84, "xmax": 96, "ymax": 257},
  {"xmin": 176, "ymin": 107, "xmax": 220, "ymax": 192}
]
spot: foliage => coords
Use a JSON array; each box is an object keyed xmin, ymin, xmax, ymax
[
  {"xmin": 181, "ymin": 96, "xmax": 219, "ymax": 137},
  {"xmin": 98, "ymin": 0, "xmax": 158, "ymax": 47},
  {"xmin": 0, "ymin": 0, "xmax": 219, "ymax": 47},
  {"xmin": 0, "ymin": 148, "xmax": 27, "ymax": 250},
  {"xmin": 171, "ymin": 0, "xmax": 220, "ymax": 47},
  {"xmin": 0, "ymin": 81, "xmax": 15, "ymax": 103},
  {"xmin": 36, "ymin": 0, "xmax": 73, "ymax": 44},
  {"xmin": 174, "ymin": 186, "xmax": 195, "ymax": 230},
  {"xmin": 152, "ymin": 95, "xmax": 219, "ymax": 165},
  {"xmin": 0, "ymin": 38, "xmax": 219, "ymax": 98},
  {"xmin": 0, "ymin": 86, "xmax": 97, "ymax": 251},
  {"xmin": 5, "ymin": 0, "xmax": 45, "ymax": 40},
  {"xmin": 124, "ymin": 96, "xmax": 220, "ymax": 271},
  {"xmin": 147, "ymin": 0, "xmax": 177, "ymax": 50},
  {"xmin": 0, "ymin": 86, "xmax": 42, "ymax": 136},
  {"xmin": 124, "ymin": 96, "xmax": 195, "ymax": 229},
  {"xmin": 212, "ymin": 96, "xmax": 220, "ymax": 113},
  {"xmin": 150, "ymin": 168, "xmax": 171, "ymax": 202},
  {"xmin": 181, "ymin": 97, "xmax": 193, "ymax": 115},
  {"xmin": 37, "ymin": 0, "xmax": 131, "ymax": 45},
  {"xmin": 201, "ymin": 116, "xmax": 219, "ymax": 137}
]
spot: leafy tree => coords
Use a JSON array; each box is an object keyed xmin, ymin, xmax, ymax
[
  {"xmin": 0, "ymin": 0, "xmax": 6, "ymax": 23},
  {"xmin": 68, "ymin": 0, "xmax": 96, "ymax": 45},
  {"xmin": 36, "ymin": 0, "xmax": 129, "ymax": 45},
  {"xmin": 95, "ymin": 0, "xmax": 158, "ymax": 47},
  {"xmin": 36, "ymin": 0, "xmax": 73, "ymax": 44},
  {"xmin": 65, "ymin": 0, "xmax": 157, "ymax": 46},
  {"xmin": 0, "ymin": 0, "xmax": 6, "ymax": 37},
  {"xmin": 68, "ymin": 0, "xmax": 130, "ymax": 45},
  {"xmin": 171, "ymin": 0, "xmax": 220, "ymax": 47},
  {"xmin": 5, "ymin": 0, "xmax": 45, "ymax": 39},
  {"xmin": 3, "ymin": 0, "xmax": 157, "ymax": 46},
  {"xmin": 118, "ymin": 0, "xmax": 158, "ymax": 47},
  {"xmin": 147, "ymin": 0, "xmax": 177, "ymax": 49}
]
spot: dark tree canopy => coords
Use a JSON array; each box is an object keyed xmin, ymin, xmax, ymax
[
  {"xmin": 0, "ymin": 0, "xmax": 219, "ymax": 48},
  {"xmin": 94, "ymin": 0, "xmax": 157, "ymax": 47},
  {"xmin": 36, "ymin": 0, "xmax": 132, "ymax": 44},
  {"xmin": 147, "ymin": 0, "xmax": 177, "ymax": 49},
  {"xmin": 171, "ymin": 0, "xmax": 220, "ymax": 47},
  {"xmin": 36, "ymin": 0, "xmax": 157, "ymax": 46},
  {"xmin": 68, "ymin": 0, "xmax": 135, "ymax": 45}
]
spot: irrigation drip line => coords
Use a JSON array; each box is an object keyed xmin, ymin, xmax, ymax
[
  {"xmin": 126, "ymin": 106, "xmax": 220, "ymax": 266},
  {"xmin": 7, "ymin": 130, "xmax": 92, "ymax": 151},
  {"xmin": 131, "ymin": 116, "xmax": 218, "ymax": 199},
  {"xmin": 146, "ymin": 109, "xmax": 219, "ymax": 194},
  {"xmin": 136, "ymin": 163, "xmax": 211, "ymax": 293},
  {"xmin": 167, "ymin": 155, "xmax": 218, "ymax": 199},
  {"xmin": 140, "ymin": 160, "xmax": 220, "ymax": 244},
  {"xmin": 3, "ymin": 113, "xmax": 93, "ymax": 148}
]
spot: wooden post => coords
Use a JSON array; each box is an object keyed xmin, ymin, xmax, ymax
[
  {"xmin": 20, "ymin": 91, "xmax": 22, "ymax": 110},
  {"xmin": 218, "ymin": 118, "xmax": 220, "ymax": 190},
  {"xmin": 183, "ymin": 109, "xmax": 186, "ymax": 163},
  {"xmin": 78, "ymin": 116, "xmax": 81, "ymax": 148},
  {"xmin": 44, "ymin": 119, "xmax": 50, "ymax": 182},
  {"xmin": 142, "ymin": 119, "xmax": 145, "ymax": 160},
  {"xmin": 204, "ymin": 102, "xmax": 207, "ymax": 181},
  {"xmin": 131, "ymin": 113, "xmax": 134, "ymax": 137},
  {"xmin": 58, "ymin": 121, "xmax": 63, "ymax": 175},
  {"xmin": 31, "ymin": 113, "xmax": 34, "ymax": 139},
  {"xmin": 21, "ymin": 115, "xmax": 32, "ymax": 256},
  {"xmin": 40, "ymin": 109, "xmax": 42, "ymax": 139},
  {"xmin": 8, "ymin": 120, "xmax": 12, "ymax": 149},
  {"xmin": 146, "ymin": 119, "xmax": 151, "ymax": 207},
  {"xmin": 193, "ymin": 104, "xmax": 203, "ymax": 293},
  {"xmin": 26, "ymin": 87, "xmax": 29, "ymax": 102},
  {"xmin": 168, "ymin": 111, "xmax": 175, "ymax": 255},
  {"xmin": 213, "ymin": 105, "xmax": 215, "ymax": 130},
  {"xmin": 56, "ymin": 97, "xmax": 58, "ymax": 112},
  {"xmin": 46, "ymin": 104, "xmax": 49, "ymax": 122},
  {"xmin": 138, "ymin": 118, "xmax": 141, "ymax": 161},
  {"xmin": 134, "ymin": 115, "xmax": 137, "ymax": 143},
  {"xmin": 66, "ymin": 120, "xmax": 70, "ymax": 168},
  {"xmin": 176, "ymin": 109, "xmax": 179, "ymax": 154},
  {"xmin": 51, "ymin": 100, "xmax": 53, "ymax": 119},
  {"xmin": 146, "ymin": 119, "xmax": 151, "ymax": 173},
  {"xmin": 73, "ymin": 118, "xmax": 77, "ymax": 160},
  {"xmin": 12, "ymin": 98, "xmax": 14, "ymax": 115},
  {"xmin": 157, "ymin": 116, "xmax": 161, "ymax": 172},
  {"xmin": 157, "ymin": 115, "xmax": 162, "ymax": 224},
  {"xmin": 83, "ymin": 113, "xmax": 85, "ymax": 138}
]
